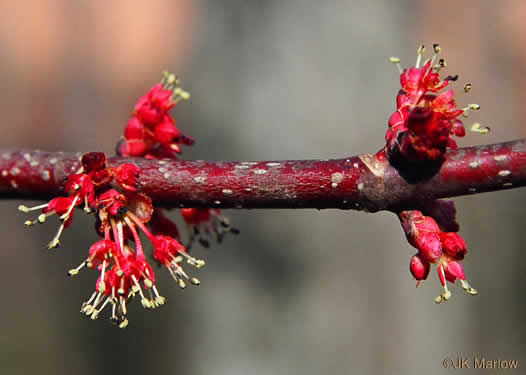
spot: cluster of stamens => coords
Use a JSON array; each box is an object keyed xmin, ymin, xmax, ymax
[
  {"xmin": 181, "ymin": 208, "xmax": 240, "ymax": 249},
  {"xmin": 386, "ymin": 43, "xmax": 489, "ymax": 162},
  {"xmin": 19, "ymin": 72, "xmax": 240, "ymax": 327},
  {"xmin": 19, "ymin": 152, "xmax": 206, "ymax": 327},
  {"xmin": 399, "ymin": 208, "xmax": 477, "ymax": 303}
]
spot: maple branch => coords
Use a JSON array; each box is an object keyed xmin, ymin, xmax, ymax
[{"xmin": 1, "ymin": 138, "xmax": 525, "ymax": 212}]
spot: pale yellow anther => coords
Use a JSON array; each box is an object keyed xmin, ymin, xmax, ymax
[
  {"xmin": 131, "ymin": 284, "xmax": 140, "ymax": 293},
  {"xmin": 178, "ymin": 279, "xmax": 186, "ymax": 289},
  {"xmin": 166, "ymin": 74, "xmax": 177, "ymax": 86},
  {"xmin": 144, "ymin": 279, "xmax": 153, "ymax": 288},
  {"xmin": 443, "ymin": 290, "xmax": 452, "ymax": 301},
  {"xmin": 47, "ymin": 238, "xmax": 60, "ymax": 249},
  {"xmin": 464, "ymin": 83, "xmax": 472, "ymax": 93},
  {"xmin": 18, "ymin": 205, "xmax": 29, "ymax": 213},
  {"xmin": 470, "ymin": 123, "xmax": 490, "ymax": 134},
  {"xmin": 24, "ymin": 220, "xmax": 33, "ymax": 226},
  {"xmin": 433, "ymin": 43, "xmax": 441, "ymax": 54},
  {"xmin": 90, "ymin": 311, "xmax": 99, "ymax": 320},
  {"xmin": 389, "ymin": 57, "xmax": 401, "ymax": 64},
  {"xmin": 469, "ymin": 104, "xmax": 480, "ymax": 110},
  {"xmin": 190, "ymin": 259, "xmax": 205, "ymax": 268},
  {"xmin": 141, "ymin": 298, "xmax": 152, "ymax": 309},
  {"xmin": 37, "ymin": 214, "xmax": 47, "ymax": 223},
  {"xmin": 417, "ymin": 44, "xmax": 425, "ymax": 54},
  {"xmin": 460, "ymin": 280, "xmax": 478, "ymax": 295},
  {"xmin": 83, "ymin": 305, "xmax": 95, "ymax": 315},
  {"xmin": 155, "ymin": 296, "xmax": 166, "ymax": 306},
  {"xmin": 179, "ymin": 91, "xmax": 190, "ymax": 100},
  {"xmin": 68, "ymin": 269, "xmax": 79, "ymax": 276},
  {"xmin": 119, "ymin": 319, "xmax": 129, "ymax": 329},
  {"xmin": 434, "ymin": 295, "xmax": 443, "ymax": 304},
  {"xmin": 190, "ymin": 277, "xmax": 201, "ymax": 286}
]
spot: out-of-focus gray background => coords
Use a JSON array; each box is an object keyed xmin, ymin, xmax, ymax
[{"xmin": 0, "ymin": 1, "xmax": 524, "ymax": 374}]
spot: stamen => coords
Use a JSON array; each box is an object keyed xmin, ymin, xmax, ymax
[
  {"xmin": 91, "ymin": 296, "xmax": 112, "ymax": 320},
  {"xmin": 98, "ymin": 261, "xmax": 107, "ymax": 293},
  {"xmin": 167, "ymin": 267, "xmax": 185, "ymax": 289},
  {"xmin": 143, "ymin": 278, "xmax": 153, "ymax": 289},
  {"xmin": 59, "ymin": 195, "xmax": 79, "ymax": 221},
  {"xmin": 131, "ymin": 275, "xmax": 151, "ymax": 309},
  {"xmin": 464, "ymin": 83, "xmax": 472, "ymax": 93},
  {"xmin": 389, "ymin": 57, "xmax": 403, "ymax": 74},
  {"xmin": 470, "ymin": 123, "xmax": 490, "ymax": 134},
  {"xmin": 415, "ymin": 44, "xmax": 425, "ymax": 68},
  {"xmin": 47, "ymin": 222, "xmax": 65, "ymax": 249},
  {"xmin": 118, "ymin": 318, "xmax": 129, "ymax": 329},
  {"xmin": 435, "ymin": 58, "xmax": 446, "ymax": 72},
  {"xmin": 152, "ymin": 285, "xmax": 166, "ymax": 306},
  {"xmin": 177, "ymin": 250, "xmax": 205, "ymax": 268},
  {"xmin": 429, "ymin": 43, "xmax": 440, "ymax": 69},
  {"xmin": 119, "ymin": 296, "xmax": 127, "ymax": 316},
  {"xmin": 25, "ymin": 211, "xmax": 55, "ymax": 226},
  {"xmin": 18, "ymin": 203, "xmax": 48, "ymax": 213},
  {"xmin": 460, "ymin": 279, "xmax": 478, "ymax": 295},
  {"xmin": 68, "ymin": 261, "xmax": 86, "ymax": 276},
  {"xmin": 110, "ymin": 300, "xmax": 118, "ymax": 323},
  {"xmin": 462, "ymin": 104, "xmax": 481, "ymax": 117},
  {"xmin": 435, "ymin": 264, "xmax": 451, "ymax": 303},
  {"xmin": 83, "ymin": 196, "xmax": 91, "ymax": 213},
  {"xmin": 162, "ymin": 71, "xmax": 178, "ymax": 86},
  {"xmin": 81, "ymin": 291, "xmax": 97, "ymax": 313}
]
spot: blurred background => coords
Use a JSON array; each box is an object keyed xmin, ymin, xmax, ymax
[{"xmin": 0, "ymin": 1, "xmax": 524, "ymax": 374}]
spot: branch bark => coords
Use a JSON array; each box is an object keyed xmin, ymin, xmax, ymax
[{"xmin": 1, "ymin": 139, "xmax": 525, "ymax": 212}]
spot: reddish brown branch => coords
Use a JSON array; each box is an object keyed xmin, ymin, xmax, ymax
[{"xmin": 1, "ymin": 139, "xmax": 525, "ymax": 212}]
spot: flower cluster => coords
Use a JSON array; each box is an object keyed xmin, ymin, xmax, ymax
[
  {"xmin": 181, "ymin": 208, "xmax": 240, "ymax": 249},
  {"xmin": 386, "ymin": 44, "xmax": 486, "ymax": 162},
  {"xmin": 19, "ymin": 73, "xmax": 240, "ymax": 327},
  {"xmin": 20, "ymin": 152, "xmax": 205, "ymax": 327},
  {"xmin": 399, "ymin": 209, "xmax": 477, "ymax": 303},
  {"xmin": 118, "ymin": 72, "xmax": 238, "ymax": 250},
  {"xmin": 117, "ymin": 71, "xmax": 194, "ymax": 159}
]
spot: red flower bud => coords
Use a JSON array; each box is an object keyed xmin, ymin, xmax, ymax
[
  {"xmin": 114, "ymin": 163, "xmax": 139, "ymax": 192},
  {"xmin": 124, "ymin": 117, "xmax": 145, "ymax": 140},
  {"xmin": 439, "ymin": 232, "xmax": 467, "ymax": 260},
  {"xmin": 410, "ymin": 253, "xmax": 430, "ymax": 281},
  {"xmin": 81, "ymin": 152, "xmax": 107, "ymax": 173},
  {"xmin": 154, "ymin": 119, "xmax": 181, "ymax": 146}
]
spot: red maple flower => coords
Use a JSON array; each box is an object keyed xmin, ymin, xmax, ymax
[
  {"xmin": 118, "ymin": 72, "xmax": 193, "ymax": 158},
  {"xmin": 399, "ymin": 209, "xmax": 477, "ymax": 303},
  {"xmin": 181, "ymin": 208, "xmax": 240, "ymax": 248},
  {"xmin": 19, "ymin": 72, "xmax": 239, "ymax": 328},
  {"xmin": 386, "ymin": 44, "xmax": 484, "ymax": 162}
]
